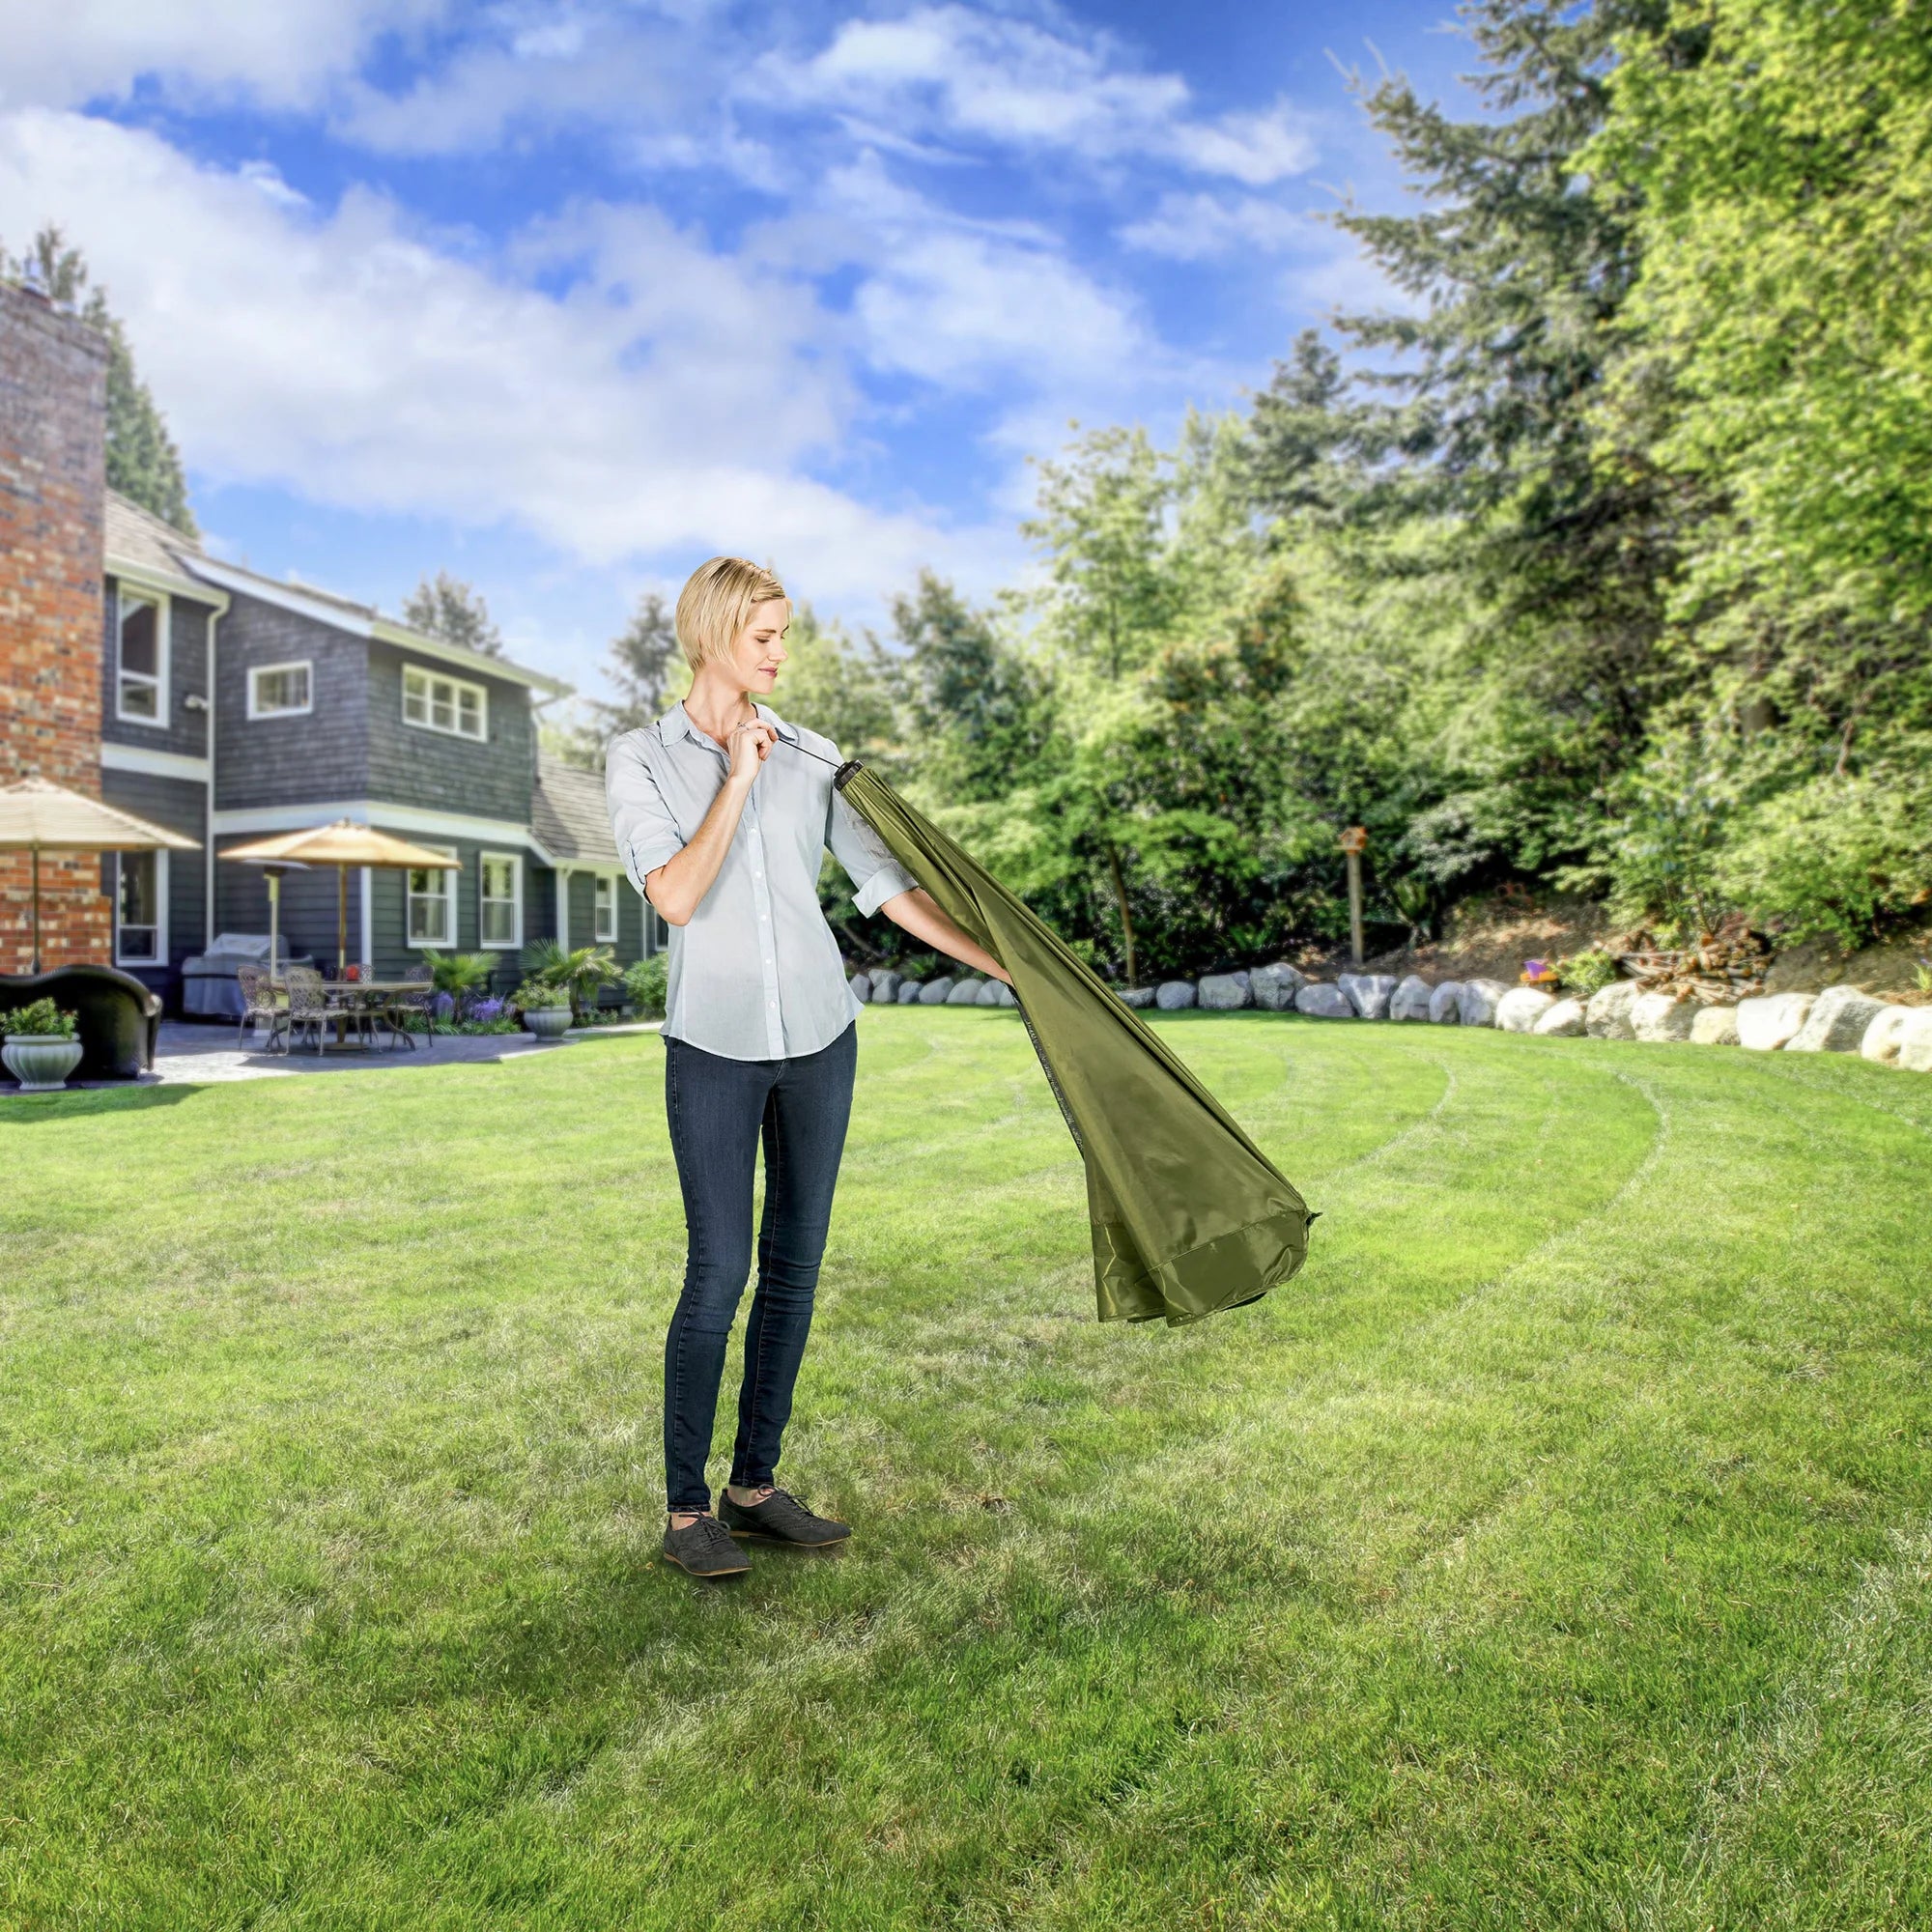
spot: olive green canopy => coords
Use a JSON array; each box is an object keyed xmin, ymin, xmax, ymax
[{"xmin": 837, "ymin": 762, "xmax": 1311, "ymax": 1326}]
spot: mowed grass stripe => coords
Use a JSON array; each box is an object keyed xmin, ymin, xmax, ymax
[{"xmin": 1, "ymin": 1013, "xmax": 1926, "ymax": 1927}]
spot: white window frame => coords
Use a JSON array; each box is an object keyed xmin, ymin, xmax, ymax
[
  {"xmin": 115, "ymin": 583, "xmax": 170, "ymax": 727},
  {"xmin": 592, "ymin": 871, "xmax": 617, "ymax": 943},
  {"xmin": 479, "ymin": 850, "xmax": 522, "ymax": 950},
  {"xmin": 407, "ymin": 843, "xmax": 458, "ymax": 949},
  {"xmin": 114, "ymin": 848, "xmax": 169, "ymax": 967},
  {"xmin": 403, "ymin": 664, "xmax": 488, "ymax": 742},
  {"xmin": 246, "ymin": 659, "xmax": 313, "ymax": 720}
]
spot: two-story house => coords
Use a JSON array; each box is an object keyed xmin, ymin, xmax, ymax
[{"xmin": 98, "ymin": 493, "xmax": 661, "ymax": 1009}]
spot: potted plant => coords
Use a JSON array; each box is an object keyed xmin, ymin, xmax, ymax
[
  {"xmin": 1, "ymin": 998, "xmax": 84, "ymax": 1093},
  {"xmin": 512, "ymin": 980, "xmax": 574, "ymax": 1040}
]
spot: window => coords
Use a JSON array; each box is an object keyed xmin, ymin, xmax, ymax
[
  {"xmin": 115, "ymin": 850, "xmax": 166, "ymax": 964},
  {"xmin": 593, "ymin": 873, "xmax": 617, "ymax": 942},
  {"xmin": 403, "ymin": 665, "xmax": 487, "ymax": 741},
  {"xmin": 407, "ymin": 845, "xmax": 456, "ymax": 947},
  {"xmin": 480, "ymin": 852, "xmax": 521, "ymax": 949},
  {"xmin": 116, "ymin": 587, "xmax": 166, "ymax": 724},
  {"xmin": 247, "ymin": 661, "xmax": 312, "ymax": 718}
]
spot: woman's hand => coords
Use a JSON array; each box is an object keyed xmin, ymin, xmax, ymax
[{"xmin": 726, "ymin": 719, "xmax": 779, "ymax": 787}]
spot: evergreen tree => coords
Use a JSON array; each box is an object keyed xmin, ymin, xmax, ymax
[
  {"xmin": 589, "ymin": 592, "xmax": 681, "ymax": 740},
  {"xmin": 4, "ymin": 225, "xmax": 199, "ymax": 538},
  {"xmin": 403, "ymin": 571, "xmax": 503, "ymax": 657}
]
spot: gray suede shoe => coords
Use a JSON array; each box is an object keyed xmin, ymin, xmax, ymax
[
  {"xmin": 661, "ymin": 1511, "xmax": 751, "ymax": 1577},
  {"xmin": 717, "ymin": 1487, "xmax": 851, "ymax": 1548}
]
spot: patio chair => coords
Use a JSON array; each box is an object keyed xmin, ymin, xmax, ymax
[
  {"xmin": 234, "ymin": 960, "xmax": 288, "ymax": 1053},
  {"xmin": 380, "ymin": 964, "xmax": 436, "ymax": 1053},
  {"xmin": 282, "ymin": 964, "xmax": 330, "ymax": 1056}
]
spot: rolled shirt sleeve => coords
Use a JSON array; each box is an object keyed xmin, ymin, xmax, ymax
[
  {"xmin": 606, "ymin": 731, "xmax": 686, "ymax": 895},
  {"xmin": 827, "ymin": 777, "xmax": 917, "ymax": 918}
]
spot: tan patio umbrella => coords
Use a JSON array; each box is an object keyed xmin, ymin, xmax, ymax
[
  {"xmin": 219, "ymin": 821, "xmax": 461, "ymax": 979},
  {"xmin": 0, "ymin": 778, "xmax": 202, "ymax": 973}
]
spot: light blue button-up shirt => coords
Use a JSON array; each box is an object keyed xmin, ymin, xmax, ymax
[{"xmin": 605, "ymin": 701, "xmax": 917, "ymax": 1062}]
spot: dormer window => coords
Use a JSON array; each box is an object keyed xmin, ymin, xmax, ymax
[
  {"xmin": 403, "ymin": 665, "xmax": 487, "ymax": 741},
  {"xmin": 116, "ymin": 587, "xmax": 167, "ymax": 724}
]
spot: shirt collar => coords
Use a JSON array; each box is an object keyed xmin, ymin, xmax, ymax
[{"xmin": 657, "ymin": 700, "xmax": 800, "ymax": 753}]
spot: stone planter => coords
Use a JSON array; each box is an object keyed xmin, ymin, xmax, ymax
[
  {"xmin": 522, "ymin": 1006, "xmax": 573, "ymax": 1041},
  {"xmin": 2, "ymin": 1034, "xmax": 84, "ymax": 1093}
]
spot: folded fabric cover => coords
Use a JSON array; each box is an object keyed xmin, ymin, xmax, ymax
[{"xmin": 835, "ymin": 761, "xmax": 1311, "ymax": 1325}]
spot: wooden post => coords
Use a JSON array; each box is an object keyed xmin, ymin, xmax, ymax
[{"xmin": 1340, "ymin": 826, "xmax": 1368, "ymax": 968}]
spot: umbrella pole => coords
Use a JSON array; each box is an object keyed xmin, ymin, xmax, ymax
[
  {"xmin": 30, "ymin": 843, "xmax": 42, "ymax": 975},
  {"xmin": 337, "ymin": 867, "xmax": 347, "ymax": 979},
  {"xmin": 268, "ymin": 871, "xmax": 282, "ymax": 985}
]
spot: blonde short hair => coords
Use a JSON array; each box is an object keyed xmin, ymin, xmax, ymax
[{"xmin": 674, "ymin": 556, "xmax": 788, "ymax": 670}]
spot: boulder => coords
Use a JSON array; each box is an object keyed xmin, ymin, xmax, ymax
[
  {"xmin": 1339, "ymin": 973, "xmax": 1398, "ymax": 1020},
  {"xmin": 1633, "ymin": 990, "xmax": 1703, "ymax": 1043},
  {"xmin": 977, "ymin": 979, "xmax": 1014, "ymax": 1007},
  {"xmin": 1458, "ymin": 979, "xmax": 1511, "ymax": 1028},
  {"xmin": 1898, "ymin": 1010, "xmax": 1932, "ymax": 1074},
  {"xmin": 849, "ymin": 971, "xmax": 871, "ymax": 1003},
  {"xmin": 1231, "ymin": 969, "xmax": 1252, "ymax": 990},
  {"xmin": 1533, "ymin": 998, "xmax": 1588, "ymax": 1038},
  {"xmin": 1860, "ymin": 1006, "xmax": 1916, "ymax": 1065},
  {"xmin": 1428, "ymin": 981, "xmax": 1466, "ymax": 1025},
  {"xmin": 1118, "ymin": 986, "xmax": 1156, "ymax": 1009},
  {"xmin": 1786, "ymin": 984, "xmax": 1889, "ymax": 1055},
  {"xmin": 1249, "ymin": 963, "xmax": 1307, "ymax": 1011},
  {"xmin": 870, "ymin": 970, "xmax": 902, "ymax": 1004},
  {"xmin": 1198, "ymin": 973, "xmax": 1253, "ymax": 1010},
  {"xmin": 1585, "ymin": 981, "xmax": 1640, "ymax": 1040},
  {"xmin": 947, "ymin": 979, "xmax": 983, "ymax": 1006},
  {"xmin": 1155, "ymin": 980, "xmax": 1197, "ymax": 1011},
  {"xmin": 918, "ymin": 977, "xmax": 956, "ymax": 1006},
  {"xmin": 1736, "ymin": 993, "xmax": 1816, "ymax": 1051},
  {"xmin": 895, "ymin": 980, "xmax": 923, "ymax": 1005},
  {"xmin": 1390, "ymin": 975, "xmax": 1434, "ymax": 1022},
  {"xmin": 1690, "ymin": 1006, "xmax": 1741, "ymax": 1047},
  {"xmin": 1495, "ymin": 986, "xmax": 1556, "ymax": 1034},
  {"xmin": 1294, "ymin": 982, "xmax": 1354, "ymax": 1019}
]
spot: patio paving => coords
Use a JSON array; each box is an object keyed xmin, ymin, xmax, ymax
[{"xmin": 146, "ymin": 1017, "xmax": 663, "ymax": 1085}]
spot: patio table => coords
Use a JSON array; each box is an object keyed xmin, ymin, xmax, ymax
[{"xmin": 317, "ymin": 980, "xmax": 419, "ymax": 1050}]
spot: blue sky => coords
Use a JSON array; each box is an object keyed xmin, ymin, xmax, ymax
[{"xmin": 0, "ymin": 1, "xmax": 1471, "ymax": 707}]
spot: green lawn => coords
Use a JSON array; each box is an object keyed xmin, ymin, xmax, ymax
[{"xmin": 3, "ymin": 1011, "xmax": 1929, "ymax": 1929}]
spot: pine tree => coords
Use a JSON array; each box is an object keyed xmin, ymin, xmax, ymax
[
  {"xmin": 5, "ymin": 225, "xmax": 199, "ymax": 538},
  {"xmin": 403, "ymin": 571, "xmax": 503, "ymax": 656},
  {"xmin": 589, "ymin": 592, "xmax": 680, "ymax": 739}
]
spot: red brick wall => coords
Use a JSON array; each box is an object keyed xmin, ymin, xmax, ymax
[{"xmin": 0, "ymin": 282, "xmax": 110, "ymax": 970}]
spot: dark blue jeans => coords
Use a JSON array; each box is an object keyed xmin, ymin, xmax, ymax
[{"xmin": 662, "ymin": 1022, "xmax": 857, "ymax": 1514}]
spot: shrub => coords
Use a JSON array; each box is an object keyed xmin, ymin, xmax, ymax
[
  {"xmin": 1555, "ymin": 949, "xmax": 1621, "ymax": 999},
  {"xmin": 510, "ymin": 980, "xmax": 570, "ymax": 1011},
  {"xmin": 0, "ymin": 999, "xmax": 77, "ymax": 1039},
  {"xmin": 1711, "ymin": 766, "xmax": 1932, "ymax": 952},
  {"xmin": 419, "ymin": 950, "xmax": 497, "ymax": 1017},
  {"xmin": 623, "ymin": 955, "xmax": 668, "ymax": 1018}
]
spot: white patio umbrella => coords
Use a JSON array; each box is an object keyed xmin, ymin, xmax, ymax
[
  {"xmin": 218, "ymin": 820, "xmax": 461, "ymax": 979},
  {"xmin": 0, "ymin": 779, "xmax": 202, "ymax": 973}
]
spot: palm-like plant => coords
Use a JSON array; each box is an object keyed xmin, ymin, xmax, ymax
[
  {"xmin": 525, "ymin": 938, "xmax": 621, "ymax": 1022},
  {"xmin": 419, "ymin": 949, "xmax": 496, "ymax": 1022}
]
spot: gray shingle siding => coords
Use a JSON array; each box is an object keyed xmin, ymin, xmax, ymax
[
  {"xmin": 214, "ymin": 594, "xmax": 370, "ymax": 808},
  {"xmin": 100, "ymin": 574, "xmax": 216, "ymax": 757},
  {"xmin": 365, "ymin": 641, "xmax": 536, "ymax": 823},
  {"xmin": 98, "ymin": 767, "xmax": 207, "ymax": 1003}
]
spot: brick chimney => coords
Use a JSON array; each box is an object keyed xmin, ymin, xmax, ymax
[{"xmin": 0, "ymin": 279, "xmax": 111, "ymax": 969}]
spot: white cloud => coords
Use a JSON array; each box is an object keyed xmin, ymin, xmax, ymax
[
  {"xmin": 777, "ymin": 5, "xmax": 1316, "ymax": 184},
  {"xmin": 0, "ymin": 0, "xmax": 443, "ymax": 112},
  {"xmin": 0, "ymin": 108, "xmax": 981, "ymax": 605},
  {"xmin": 1120, "ymin": 191, "xmax": 1310, "ymax": 262}
]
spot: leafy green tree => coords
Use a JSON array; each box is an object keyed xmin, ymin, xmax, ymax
[
  {"xmin": 1592, "ymin": 0, "xmax": 1932, "ymax": 622},
  {"xmin": 403, "ymin": 571, "xmax": 503, "ymax": 656}
]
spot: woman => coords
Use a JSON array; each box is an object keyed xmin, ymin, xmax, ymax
[{"xmin": 607, "ymin": 556, "xmax": 1010, "ymax": 1578}]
